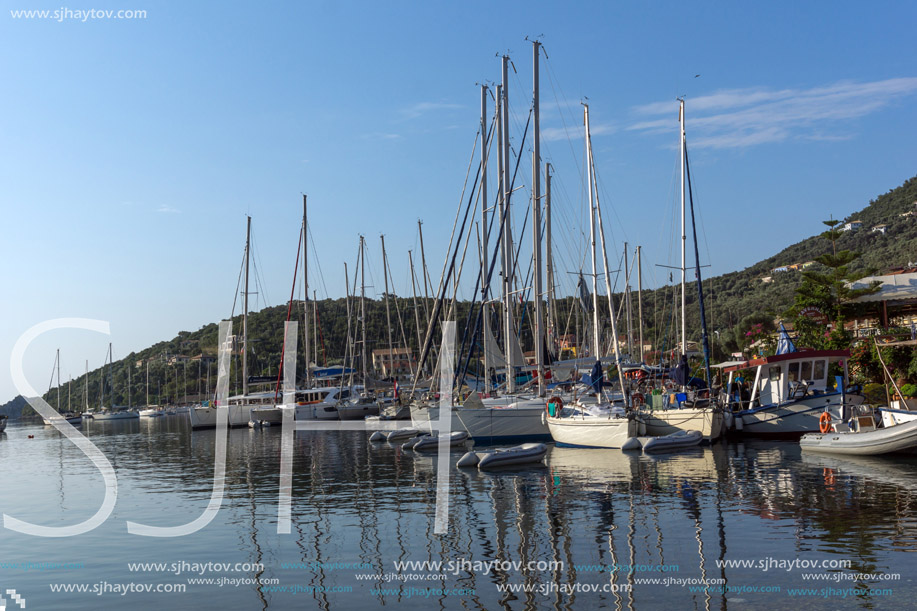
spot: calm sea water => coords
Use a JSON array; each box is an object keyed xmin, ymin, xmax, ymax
[{"xmin": 2, "ymin": 417, "xmax": 916, "ymax": 610}]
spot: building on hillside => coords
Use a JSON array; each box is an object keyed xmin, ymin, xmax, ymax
[
  {"xmin": 848, "ymin": 271, "xmax": 917, "ymax": 333},
  {"xmin": 371, "ymin": 347, "xmax": 415, "ymax": 377},
  {"xmin": 872, "ymin": 224, "xmax": 888, "ymax": 235},
  {"xmin": 773, "ymin": 266, "xmax": 789, "ymax": 273},
  {"xmin": 842, "ymin": 220, "xmax": 863, "ymax": 231},
  {"xmin": 190, "ymin": 354, "xmax": 216, "ymax": 365},
  {"xmin": 760, "ymin": 276, "xmax": 773, "ymax": 283}
]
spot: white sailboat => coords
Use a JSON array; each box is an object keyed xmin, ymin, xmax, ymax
[
  {"xmin": 641, "ymin": 99, "xmax": 723, "ymax": 442},
  {"xmin": 546, "ymin": 103, "xmax": 641, "ymax": 449},
  {"xmin": 191, "ymin": 217, "xmax": 270, "ymax": 429}
]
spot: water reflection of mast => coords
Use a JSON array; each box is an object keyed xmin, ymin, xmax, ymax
[{"xmin": 243, "ymin": 433, "xmax": 268, "ymax": 611}]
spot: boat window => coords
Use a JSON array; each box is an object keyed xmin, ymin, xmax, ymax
[
  {"xmin": 787, "ymin": 362, "xmax": 799, "ymax": 382},
  {"xmin": 768, "ymin": 366, "xmax": 781, "ymax": 382},
  {"xmin": 813, "ymin": 360, "xmax": 826, "ymax": 380},
  {"xmin": 800, "ymin": 361, "xmax": 812, "ymax": 380},
  {"xmin": 340, "ymin": 389, "xmax": 350, "ymax": 399}
]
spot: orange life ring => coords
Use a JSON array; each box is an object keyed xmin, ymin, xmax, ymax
[
  {"xmin": 819, "ymin": 411, "xmax": 832, "ymax": 434},
  {"xmin": 632, "ymin": 392, "xmax": 645, "ymax": 407},
  {"xmin": 546, "ymin": 396, "xmax": 564, "ymax": 414}
]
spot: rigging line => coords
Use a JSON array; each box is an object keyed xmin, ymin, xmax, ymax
[
  {"xmin": 306, "ymin": 224, "xmax": 330, "ymax": 299},
  {"xmin": 229, "ymin": 243, "xmax": 246, "ymax": 320},
  {"xmin": 542, "ymin": 54, "xmax": 583, "ymax": 178}
]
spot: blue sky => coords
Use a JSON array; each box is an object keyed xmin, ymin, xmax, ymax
[{"xmin": 1, "ymin": 0, "xmax": 915, "ymax": 402}]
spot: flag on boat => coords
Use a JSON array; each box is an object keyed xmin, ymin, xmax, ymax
[
  {"xmin": 776, "ymin": 323, "xmax": 796, "ymax": 355},
  {"xmin": 393, "ymin": 380, "xmax": 399, "ymax": 400},
  {"xmin": 577, "ymin": 273, "xmax": 592, "ymax": 313}
]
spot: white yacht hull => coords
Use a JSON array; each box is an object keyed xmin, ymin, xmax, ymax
[
  {"xmin": 454, "ymin": 401, "xmax": 551, "ymax": 444},
  {"xmin": 644, "ymin": 408, "xmax": 723, "ymax": 442},
  {"xmin": 92, "ymin": 411, "xmax": 140, "ymax": 421},
  {"xmin": 409, "ymin": 403, "xmax": 467, "ymax": 433},
  {"xmin": 734, "ymin": 393, "xmax": 862, "ymax": 438},
  {"xmin": 189, "ymin": 405, "xmax": 252, "ymax": 429},
  {"xmin": 546, "ymin": 414, "xmax": 639, "ymax": 449}
]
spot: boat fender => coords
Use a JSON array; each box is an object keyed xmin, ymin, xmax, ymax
[
  {"xmin": 456, "ymin": 451, "xmax": 480, "ymax": 468},
  {"xmin": 621, "ymin": 437, "xmax": 642, "ymax": 451},
  {"xmin": 819, "ymin": 411, "xmax": 832, "ymax": 434},
  {"xmin": 735, "ymin": 414, "xmax": 743, "ymax": 431},
  {"xmin": 369, "ymin": 431, "xmax": 386, "ymax": 442},
  {"xmin": 724, "ymin": 411, "xmax": 734, "ymax": 430}
]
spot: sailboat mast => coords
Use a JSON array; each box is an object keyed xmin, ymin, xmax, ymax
[
  {"xmin": 84, "ymin": 360, "xmax": 88, "ymax": 411},
  {"xmin": 68, "ymin": 376, "xmax": 71, "ymax": 412},
  {"xmin": 480, "ymin": 84, "xmax": 491, "ymax": 392},
  {"xmin": 146, "ymin": 360, "xmax": 149, "ymax": 406},
  {"xmin": 587, "ymin": 111, "xmax": 628, "ymax": 397},
  {"xmin": 532, "ymin": 39, "xmax": 545, "ymax": 397},
  {"xmin": 637, "ymin": 245, "xmax": 644, "ymax": 363},
  {"xmin": 545, "ymin": 162, "xmax": 555, "ymax": 350},
  {"xmin": 381, "ymin": 235, "xmax": 395, "ymax": 379},
  {"xmin": 624, "ymin": 243, "xmax": 633, "ymax": 359},
  {"xmin": 243, "ymin": 215, "xmax": 251, "ymax": 397},
  {"xmin": 56, "ymin": 348, "xmax": 61, "ymax": 411},
  {"xmin": 584, "ymin": 104, "xmax": 600, "ymax": 357},
  {"xmin": 408, "ymin": 251, "xmax": 424, "ymax": 379},
  {"xmin": 303, "ymin": 195, "xmax": 311, "ymax": 388},
  {"xmin": 313, "ymin": 290, "xmax": 319, "ymax": 368},
  {"xmin": 128, "ymin": 365, "xmax": 132, "ymax": 409},
  {"xmin": 679, "ymin": 99, "xmax": 687, "ymax": 359},
  {"xmin": 501, "ymin": 55, "xmax": 516, "ymax": 395},
  {"xmin": 359, "ymin": 236, "xmax": 368, "ymax": 384}
]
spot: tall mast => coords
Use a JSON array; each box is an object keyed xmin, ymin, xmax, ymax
[
  {"xmin": 128, "ymin": 364, "xmax": 132, "ymax": 409},
  {"xmin": 243, "ymin": 216, "xmax": 251, "ymax": 397},
  {"xmin": 480, "ymin": 84, "xmax": 491, "ymax": 393},
  {"xmin": 84, "ymin": 360, "xmax": 88, "ymax": 411},
  {"xmin": 68, "ymin": 375, "xmax": 71, "ymax": 413},
  {"xmin": 408, "ymin": 250, "xmax": 424, "ymax": 378},
  {"xmin": 56, "ymin": 349, "xmax": 61, "ymax": 411},
  {"xmin": 679, "ymin": 99, "xmax": 687, "ymax": 359},
  {"xmin": 587, "ymin": 107, "xmax": 628, "ymax": 398},
  {"xmin": 381, "ymin": 235, "xmax": 395, "ymax": 379},
  {"xmin": 532, "ymin": 39, "xmax": 545, "ymax": 397},
  {"xmin": 585, "ymin": 105, "xmax": 600, "ymax": 357},
  {"xmin": 146, "ymin": 360, "xmax": 150, "ymax": 406},
  {"xmin": 303, "ymin": 195, "xmax": 311, "ymax": 388},
  {"xmin": 637, "ymin": 245, "xmax": 644, "ymax": 363},
  {"xmin": 313, "ymin": 290, "xmax": 319, "ymax": 368},
  {"xmin": 624, "ymin": 243, "xmax": 633, "ymax": 359},
  {"xmin": 545, "ymin": 162, "xmax": 555, "ymax": 351},
  {"xmin": 501, "ymin": 54, "xmax": 517, "ymax": 394},
  {"xmin": 359, "ymin": 236, "xmax": 368, "ymax": 383}
]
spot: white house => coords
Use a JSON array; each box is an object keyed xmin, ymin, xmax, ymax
[
  {"xmin": 872, "ymin": 224, "xmax": 888, "ymax": 235},
  {"xmin": 842, "ymin": 220, "xmax": 863, "ymax": 231}
]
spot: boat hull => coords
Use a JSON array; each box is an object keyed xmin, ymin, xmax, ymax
[
  {"xmin": 734, "ymin": 393, "xmax": 863, "ymax": 438},
  {"xmin": 189, "ymin": 405, "xmax": 252, "ymax": 429},
  {"xmin": 643, "ymin": 408, "xmax": 723, "ymax": 442},
  {"xmin": 546, "ymin": 415, "xmax": 638, "ymax": 449},
  {"xmin": 800, "ymin": 420, "xmax": 917, "ymax": 455},
  {"xmin": 410, "ymin": 404, "xmax": 467, "ymax": 433},
  {"xmin": 454, "ymin": 403, "xmax": 551, "ymax": 444},
  {"xmin": 92, "ymin": 411, "xmax": 140, "ymax": 421}
]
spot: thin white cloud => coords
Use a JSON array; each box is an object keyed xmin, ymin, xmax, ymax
[
  {"xmin": 156, "ymin": 204, "xmax": 180, "ymax": 214},
  {"xmin": 363, "ymin": 132, "xmax": 402, "ymax": 141},
  {"xmin": 401, "ymin": 101, "xmax": 464, "ymax": 119},
  {"xmin": 629, "ymin": 77, "xmax": 917, "ymax": 149},
  {"xmin": 542, "ymin": 122, "xmax": 615, "ymax": 142}
]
